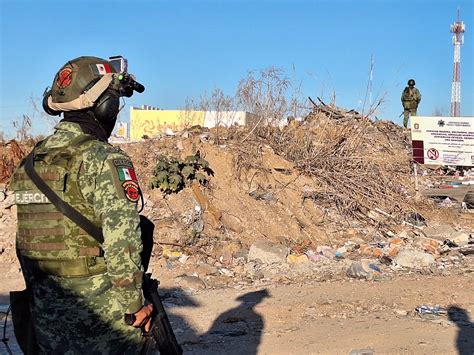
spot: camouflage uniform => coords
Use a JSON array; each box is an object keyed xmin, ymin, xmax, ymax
[
  {"xmin": 11, "ymin": 121, "xmax": 146, "ymax": 353},
  {"xmin": 401, "ymin": 86, "xmax": 421, "ymax": 128}
]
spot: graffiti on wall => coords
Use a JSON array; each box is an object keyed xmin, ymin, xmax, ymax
[{"xmin": 130, "ymin": 109, "xmax": 205, "ymax": 140}]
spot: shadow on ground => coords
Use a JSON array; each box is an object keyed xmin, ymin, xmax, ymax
[
  {"xmin": 448, "ymin": 306, "xmax": 474, "ymax": 355},
  {"xmin": 184, "ymin": 289, "xmax": 270, "ymax": 355}
]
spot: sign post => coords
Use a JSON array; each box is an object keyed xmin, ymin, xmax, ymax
[
  {"xmin": 411, "ymin": 116, "xmax": 474, "ymax": 166},
  {"xmin": 411, "ymin": 116, "xmax": 474, "ymax": 204}
]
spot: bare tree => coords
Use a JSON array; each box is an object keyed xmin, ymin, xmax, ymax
[
  {"xmin": 180, "ymin": 97, "xmax": 202, "ymax": 129},
  {"xmin": 199, "ymin": 87, "xmax": 236, "ymax": 144},
  {"xmin": 12, "ymin": 114, "xmax": 32, "ymax": 141},
  {"xmin": 236, "ymin": 67, "xmax": 291, "ymax": 127}
]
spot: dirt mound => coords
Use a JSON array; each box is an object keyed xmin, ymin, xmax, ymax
[
  {"xmin": 118, "ymin": 105, "xmax": 456, "ymax": 261},
  {"xmin": 0, "ymin": 139, "xmax": 31, "ymax": 183}
]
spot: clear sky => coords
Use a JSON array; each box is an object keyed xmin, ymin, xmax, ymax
[{"xmin": 0, "ymin": 0, "xmax": 473, "ymax": 137}]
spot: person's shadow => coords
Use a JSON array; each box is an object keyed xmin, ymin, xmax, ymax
[
  {"xmin": 448, "ymin": 306, "xmax": 474, "ymax": 355},
  {"xmin": 198, "ymin": 289, "xmax": 270, "ymax": 355}
]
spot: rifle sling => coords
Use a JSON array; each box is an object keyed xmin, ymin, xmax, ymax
[{"xmin": 24, "ymin": 150, "xmax": 104, "ymax": 244}]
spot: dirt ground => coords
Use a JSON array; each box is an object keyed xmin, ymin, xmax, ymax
[{"xmin": 1, "ymin": 271, "xmax": 473, "ymax": 354}]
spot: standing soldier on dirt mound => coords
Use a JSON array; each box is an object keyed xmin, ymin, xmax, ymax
[
  {"xmin": 401, "ymin": 78, "xmax": 421, "ymax": 128},
  {"xmin": 9, "ymin": 56, "xmax": 156, "ymax": 353}
]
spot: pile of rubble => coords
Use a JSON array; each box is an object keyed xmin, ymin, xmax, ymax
[
  {"xmin": 145, "ymin": 219, "xmax": 474, "ymax": 291},
  {"xmin": 118, "ymin": 105, "xmax": 473, "ymax": 289},
  {"xmin": 1, "ymin": 104, "xmax": 473, "ymax": 290},
  {"xmin": 0, "ymin": 186, "xmax": 20, "ymax": 275}
]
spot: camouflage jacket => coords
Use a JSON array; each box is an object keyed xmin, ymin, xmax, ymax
[
  {"xmin": 401, "ymin": 87, "xmax": 421, "ymax": 109},
  {"xmin": 13, "ymin": 121, "xmax": 144, "ymax": 315}
]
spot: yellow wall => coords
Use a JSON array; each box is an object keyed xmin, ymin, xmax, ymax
[{"xmin": 130, "ymin": 108, "xmax": 205, "ymax": 140}]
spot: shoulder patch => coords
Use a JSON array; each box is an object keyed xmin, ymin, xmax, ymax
[
  {"xmin": 113, "ymin": 159, "xmax": 137, "ymax": 182},
  {"xmin": 113, "ymin": 158, "xmax": 133, "ymax": 168},
  {"xmin": 106, "ymin": 157, "xmax": 141, "ymax": 203},
  {"xmin": 116, "ymin": 165, "xmax": 137, "ymax": 182},
  {"xmin": 122, "ymin": 181, "xmax": 140, "ymax": 202}
]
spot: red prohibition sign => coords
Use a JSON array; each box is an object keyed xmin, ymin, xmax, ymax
[{"xmin": 427, "ymin": 148, "xmax": 439, "ymax": 160}]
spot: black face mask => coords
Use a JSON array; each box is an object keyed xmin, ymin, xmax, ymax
[{"xmin": 62, "ymin": 111, "xmax": 117, "ymax": 142}]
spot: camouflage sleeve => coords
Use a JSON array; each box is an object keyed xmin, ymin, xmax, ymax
[
  {"xmin": 85, "ymin": 149, "xmax": 145, "ymax": 314},
  {"xmin": 401, "ymin": 89, "xmax": 406, "ymax": 103}
]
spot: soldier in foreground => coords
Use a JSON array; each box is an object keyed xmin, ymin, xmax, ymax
[
  {"xmin": 401, "ymin": 78, "xmax": 421, "ymax": 128},
  {"xmin": 10, "ymin": 56, "xmax": 162, "ymax": 353}
]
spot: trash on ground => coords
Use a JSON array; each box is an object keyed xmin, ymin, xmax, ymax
[{"xmin": 416, "ymin": 305, "xmax": 447, "ymax": 315}]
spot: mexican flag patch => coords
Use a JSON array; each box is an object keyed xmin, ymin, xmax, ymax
[
  {"xmin": 91, "ymin": 63, "xmax": 112, "ymax": 76},
  {"xmin": 117, "ymin": 166, "xmax": 137, "ymax": 182}
]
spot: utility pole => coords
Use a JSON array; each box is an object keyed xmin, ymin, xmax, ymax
[{"xmin": 450, "ymin": 7, "xmax": 465, "ymax": 117}]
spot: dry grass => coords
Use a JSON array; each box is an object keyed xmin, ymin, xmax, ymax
[{"xmin": 228, "ymin": 106, "xmax": 419, "ymax": 230}]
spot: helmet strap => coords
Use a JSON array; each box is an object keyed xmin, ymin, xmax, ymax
[{"xmin": 46, "ymin": 74, "xmax": 114, "ymax": 112}]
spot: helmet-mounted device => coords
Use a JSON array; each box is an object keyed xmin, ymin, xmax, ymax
[{"xmin": 42, "ymin": 56, "xmax": 144, "ymax": 123}]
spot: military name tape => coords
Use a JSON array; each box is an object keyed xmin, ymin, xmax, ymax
[{"xmin": 15, "ymin": 191, "xmax": 50, "ymax": 204}]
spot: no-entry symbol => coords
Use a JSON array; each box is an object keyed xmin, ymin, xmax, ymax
[{"xmin": 427, "ymin": 148, "xmax": 439, "ymax": 160}]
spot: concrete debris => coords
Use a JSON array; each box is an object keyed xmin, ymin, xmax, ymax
[
  {"xmin": 394, "ymin": 249, "xmax": 435, "ymax": 268},
  {"xmin": 218, "ymin": 268, "xmax": 235, "ymax": 277},
  {"xmin": 448, "ymin": 231, "xmax": 470, "ymax": 247},
  {"xmin": 422, "ymin": 224, "xmax": 456, "ymax": 241},
  {"xmin": 346, "ymin": 260, "xmax": 377, "ymax": 281},
  {"xmin": 175, "ymin": 275, "xmax": 206, "ymax": 290},
  {"xmin": 221, "ymin": 214, "xmax": 244, "ymax": 233},
  {"xmin": 196, "ymin": 263, "xmax": 219, "ymax": 276},
  {"xmin": 248, "ymin": 240, "xmax": 288, "ymax": 265},
  {"xmin": 249, "ymin": 190, "xmax": 277, "ymax": 202},
  {"xmin": 414, "ymin": 237, "xmax": 442, "ymax": 255}
]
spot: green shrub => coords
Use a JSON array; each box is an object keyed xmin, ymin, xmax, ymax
[{"xmin": 149, "ymin": 151, "xmax": 214, "ymax": 194}]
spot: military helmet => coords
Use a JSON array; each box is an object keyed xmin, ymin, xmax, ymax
[
  {"xmin": 50, "ymin": 56, "xmax": 117, "ymax": 103},
  {"xmin": 42, "ymin": 56, "xmax": 120, "ymax": 123},
  {"xmin": 407, "ymin": 79, "xmax": 416, "ymax": 86}
]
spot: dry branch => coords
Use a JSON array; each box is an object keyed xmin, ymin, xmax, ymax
[{"xmin": 230, "ymin": 101, "xmax": 417, "ymax": 230}]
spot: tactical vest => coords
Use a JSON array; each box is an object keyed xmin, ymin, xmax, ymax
[
  {"xmin": 402, "ymin": 88, "xmax": 419, "ymax": 109},
  {"xmin": 10, "ymin": 135, "xmax": 107, "ymax": 278}
]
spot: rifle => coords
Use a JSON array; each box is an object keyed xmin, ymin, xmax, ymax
[
  {"xmin": 124, "ymin": 274, "xmax": 182, "ymax": 355},
  {"xmin": 124, "ymin": 216, "xmax": 183, "ymax": 355}
]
